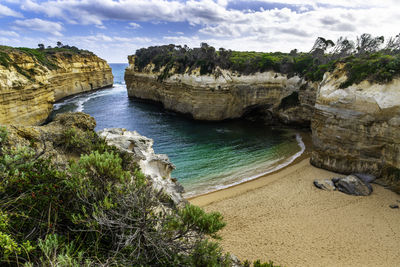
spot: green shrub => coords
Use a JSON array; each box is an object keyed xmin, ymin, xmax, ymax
[
  {"xmin": 37, "ymin": 234, "xmax": 92, "ymax": 267},
  {"xmin": 339, "ymin": 53, "xmax": 400, "ymax": 88},
  {"xmin": 0, "ymin": 126, "xmax": 231, "ymax": 266}
]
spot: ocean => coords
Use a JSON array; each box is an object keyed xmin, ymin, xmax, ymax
[{"xmin": 51, "ymin": 63, "xmax": 305, "ymax": 197}]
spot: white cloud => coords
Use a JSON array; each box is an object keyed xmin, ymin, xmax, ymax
[
  {"xmin": 127, "ymin": 22, "xmax": 141, "ymax": 29},
  {"xmin": 0, "ymin": 30, "xmax": 19, "ymax": 37},
  {"xmin": 4, "ymin": 0, "xmax": 400, "ymax": 62},
  {"xmin": 14, "ymin": 18, "xmax": 64, "ymax": 36},
  {"xmin": 0, "ymin": 3, "xmax": 22, "ymax": 17}
]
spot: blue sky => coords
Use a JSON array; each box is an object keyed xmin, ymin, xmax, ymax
[{"xmin": 0, "ymin": 0, "xmax": 399, "ymax": 63}]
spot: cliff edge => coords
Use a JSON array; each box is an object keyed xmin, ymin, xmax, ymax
[
  {"xmin": 125, "ymin": 55, "xmax": 316, "ymax": 126},
  {"xmin": 311, "ymin": 66, "xmax": 400, "ymax": 191},
  {"xmin": 0, "ymin": 46, "xmax": 113, "ymax": 125}
]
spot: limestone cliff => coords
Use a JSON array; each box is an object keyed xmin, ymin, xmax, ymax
[
  {"xmin": 311, "ymin": 66, "xmax": 400, "ymax": 191},
  {"xmin": 0, "ymin": 48, "xmax": 113, "ymax": 125},
  {"xmin": 126, "ymin": 53, "xmax": 400, "ymax": 192},
  {"xmin": 98, "ymin": 128, "xmax": 185, "ymax": 204},
  {"xmin": 125, "ymin": 55, "xmax": 317, "ymax": 126}
]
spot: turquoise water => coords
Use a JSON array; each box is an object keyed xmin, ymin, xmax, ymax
[{"xmin": 51, "ymin": 63, "xmax": 304, "ymax": 197}]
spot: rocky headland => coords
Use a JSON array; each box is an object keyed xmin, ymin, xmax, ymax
[
  {"xmin": 0, "ymin": 46, "xmax": 113, "ymax": 126},
  {"xmin": 125, "ymin": 44, "xmax": 400, "ymax": 192},
  {"xmin": 125, "ymin": 55, "xmax": 316, "ymax": 126}
]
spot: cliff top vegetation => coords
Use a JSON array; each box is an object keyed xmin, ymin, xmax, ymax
[
  {"xmin": 0, "ymin": 43, "xmax": 96, "ymax": 70},
  {"xmin": 0, "ymin": 43, "xmax": 98, "ymax": 81},
  {"xmin": 133, "ymin": 33, "xmax": 400, "ymax": 87}
]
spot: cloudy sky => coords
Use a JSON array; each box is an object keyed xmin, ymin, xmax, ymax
[{"xmin": 0, "ymin": 0, "xmax": 399, "ymax": 62}]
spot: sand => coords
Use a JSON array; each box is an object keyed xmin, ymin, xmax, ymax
[{"xmin": 189, "ymin": 157, "xmax": 400, "ymax": 267}]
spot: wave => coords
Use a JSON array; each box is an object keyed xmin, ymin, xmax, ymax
[
  {"xmin": 184, "ymin": 133, "xmax": 306, "ymax": 198},
  {"xmin": 53, "ymin": 84, "xmax": 126, "ymax": 112}
]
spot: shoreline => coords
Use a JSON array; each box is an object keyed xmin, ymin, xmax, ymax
[
  {"xmin": 189, "ymin": 147, "xmax": 400, "ymax": 266},
  {"xmin": 187, "ymin": 130, "xmax": 312, "ymax": 202}
]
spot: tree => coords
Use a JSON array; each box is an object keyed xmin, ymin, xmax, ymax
[
  {"xmin": 56, "ymin": 41, "xmax": 63, "ymax": 48},
  {"xmin": 310, "ymin": 37, "xmax": 335, "ymax": 53},
  {"xmin": 356, "ymin": 33, "xmax": 384, "ymax": 54},
  {"xmin": 37, "ymin": 43, "xmax": 45, "ymax": 50},
  {"xmin": 330, "ymin": 37, "xmax": 355, "ymax": 59},
  {"xmin": 384, "ymin": 33, "xmax": 400, "ymax": 54}
]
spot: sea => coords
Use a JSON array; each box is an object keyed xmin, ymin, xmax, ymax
[{"xmin": 50, "ymin": 63, "xmax": 305, "ymax": 197}]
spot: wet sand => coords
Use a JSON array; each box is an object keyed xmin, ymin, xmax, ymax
[{"xmin": 190, "ymin": 157, "xmax": 400, "ymax": 266}]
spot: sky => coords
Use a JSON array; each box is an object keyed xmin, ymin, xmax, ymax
[{"xmin": 0, "ymin": 0, "xmax": 399, "ymax": 63}]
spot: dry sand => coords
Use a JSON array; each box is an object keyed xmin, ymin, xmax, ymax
[{"xmin": 189, "ymin": 156, "xmax": 400, "ymax": 267}]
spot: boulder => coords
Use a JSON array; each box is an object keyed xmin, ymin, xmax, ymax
[
  {"xmin": 353, "ymin": 173, "xmax": 376, "ymax": 184},
  {"xmin": 313, "ymin": 179, "xmax": 336, "ymax": 191},
  {"xmin": 332, "ymin": 175, "xmax": 373, "ymax": 196}
]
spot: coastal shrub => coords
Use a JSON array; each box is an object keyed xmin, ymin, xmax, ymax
[
  {"xmin": 16, "ymin": 47, "xmax": 58, "ymax": 70},
  {"xmin": 35, "ymin": 234, "xmax": 93, "ymax": 267},
  {"xmin": 0, "ymin": 126, "xmax": 231, "ymax": 266},
  {"xmin": 0, "ymin": 52, "xmax": 11, "ymax": 68},
  {"xmin": 62, "ymin": 127, "xmax": 108, "ymax": 154},
  {"xmin": 174, "ymin": 204, "xmax": 226, "ymax": 239},
  {"xmin": 339, "ymin": 53, "xmax": 400, "ymax": 88},
  {"xmin": 0, "ymin": 45, "xmax": 96, "ymax": 80},
  {"xmin": 133, "ymin": 34, "xmax": 400, "ymax": 86}
]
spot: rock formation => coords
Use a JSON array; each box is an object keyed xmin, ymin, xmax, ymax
[
  {"xmin": 311, "ymin": 66, "xmax": 400, "ymax": 190},
  {"xmin": 125, "ymin": 55, "xmax": 400, "ymax": 192},
  {"xmin": 125, "ymin": 56, "xmax": 317, "ymax": 126},
  {"xmin": 3, "ymin": 112, "xmax": 185, "ymax": 205},
  {"xmin": 98, "ymin": 128, "xmax": 185, "ymax": 204},
  {"xmin": 0, "ymin": 49, "xmax": 113, "ymax": 125},
  {"xmin": 314, "ymin": 174, "xmax": 374, "ymax": 196}
]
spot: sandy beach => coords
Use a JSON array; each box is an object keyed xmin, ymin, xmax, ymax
[{"xmin": 190, "ymin": 155, "xmax": 400, "ymax": 266}]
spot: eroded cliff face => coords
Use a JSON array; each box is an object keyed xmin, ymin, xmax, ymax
[
  {"xmin": 311, "ymin": 67, "xmax": 400, "ymax": 191},
  {"xmin": 125, "ymin": 56, "xmax": 317, "ymax": 126},
  {"xmin": 98, "ymin": 128, "xmax": 185, "ymax": 204},
  {"xmin": 0, "ymin": 51, "xmax": 113, "ymax": 125}
]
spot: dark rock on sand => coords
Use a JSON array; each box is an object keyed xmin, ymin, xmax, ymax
[{"xmin": 333, "ymin": 175, "xmax": 373, "ymax": 196}]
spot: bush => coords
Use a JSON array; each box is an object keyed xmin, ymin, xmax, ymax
[
  {"xmin": 339, "ymin": 53, "xmax": 400, "ymax": 88},
  {"xmin": 0, "ymin": 126, "xmax": 231, "ymax": 266}
]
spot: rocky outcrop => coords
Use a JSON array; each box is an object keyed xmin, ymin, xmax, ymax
[
  {"xmin": 125, "ymin": 56, "xmax": 317, "ymax": 126},
  {"xmin": 98, "ymin": 128, "xmax": 185, "ymax": 204},
  {"xmin": 311, "ymin": 66, "xmax": 400, "ymax": 191},
  {"xmin": 4, "ymin": 112, "xmax": 185, "ymax": 205},
  {"xmin": 0, "ymin": 50, "xmax": 113, "ymax": 126}
]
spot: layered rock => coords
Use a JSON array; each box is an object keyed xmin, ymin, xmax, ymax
[
  {"xmin": 98, "ymin": 128, "xmax": 185, "ymax": 204},
  {"xmin": 311, "ymin": 67, "xmax": 400, "ymax": 191},
  {"xmin": 0, "ymin": 50, "xmax": 113, "ymax": 125},
  {"xmin": 125, "ymin": 56, "xmax": 317, "ymax": 126}
]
